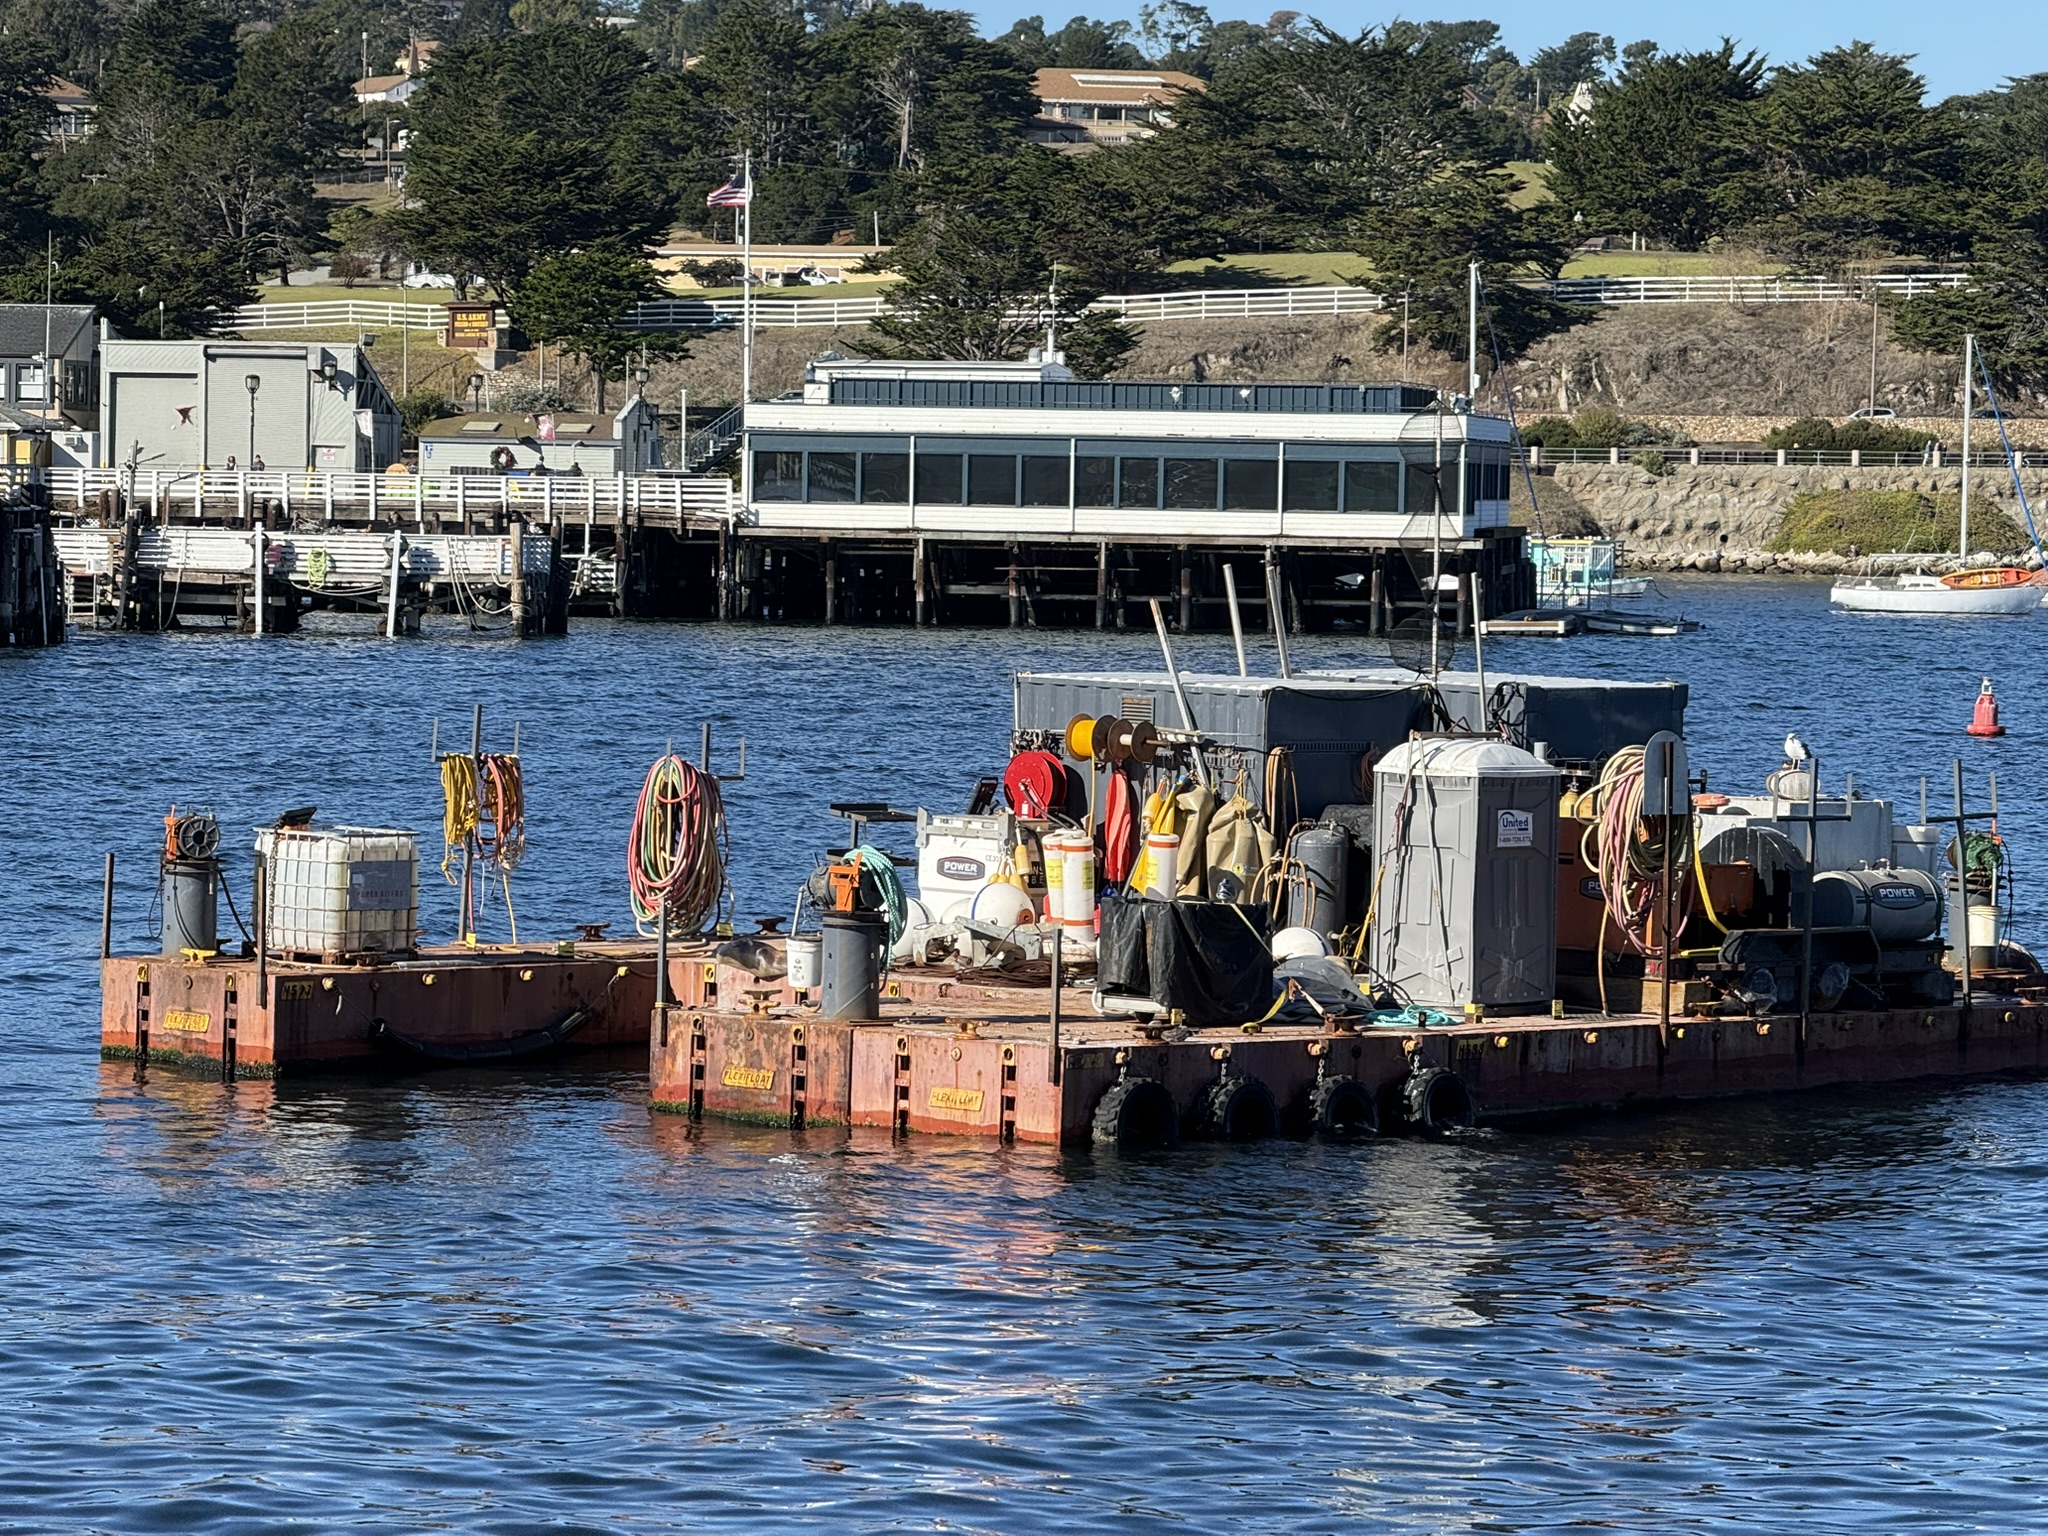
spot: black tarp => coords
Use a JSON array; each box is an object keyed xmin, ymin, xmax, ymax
[{"xmin": 1098, "ymin": 896, "xmax": 1273, "ymax": 1027}]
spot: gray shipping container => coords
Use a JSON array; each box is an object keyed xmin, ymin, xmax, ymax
[
  {"xmin": 1371, "ymin": 738, "xmax": 1560, "ymax": 1012},
  {"xmin": 1013, "ymin": 672, "xmax": 1430, "ymax": 820}
]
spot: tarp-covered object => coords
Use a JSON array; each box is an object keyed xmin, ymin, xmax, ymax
[{"xmin": 1098, "ymin": 896, "xmax": 1272, "ymax": 1026}]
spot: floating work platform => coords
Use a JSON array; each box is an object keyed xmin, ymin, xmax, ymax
[
  {"xmin": 100, "ymin": 943, "xmax": 668, "ymax": 1076},
  {"xmin": 648, "ymin": 963, "xmax": 2048, "ymax": 1145}
]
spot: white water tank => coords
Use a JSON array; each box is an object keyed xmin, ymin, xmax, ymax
[{"xmin": 256, "ymin": 825, "xmax": 419, "ymax": 957}]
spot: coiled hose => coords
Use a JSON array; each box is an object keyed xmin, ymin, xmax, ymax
[
  {"xmin": 1582, "ymin": 744, "xmax": 1694, "ymax": 958},
  {"xmin": 628, "ymin": 754, "xmax": 729, "ymax": 935},
  {"xmin": 852, "ymin": 845, "xmax": 908, "ymax": 949},
  {"xmin": 442, "ymin": 753, "xmax": 525, "ymax": 880}
]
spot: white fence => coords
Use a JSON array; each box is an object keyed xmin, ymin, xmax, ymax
[
  {"xmin": 53, "ymin": 527, "xmax": 549, "ymax": 584},
  {"xmin": 223, "ymin": 273, "xmax": 1972, "ymax": 338},
  {"xmin": 38, "ymin": 468, "xmax": 736, "ymax": 527},
  {"xmin": 1544, "ymin": 272, "xmax": 1967, "ymax": 305}
]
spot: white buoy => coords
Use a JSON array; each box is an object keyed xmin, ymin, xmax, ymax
[{"xmin": 1141, "ymin": 831, "xmax": 1179, "ymax": 900}]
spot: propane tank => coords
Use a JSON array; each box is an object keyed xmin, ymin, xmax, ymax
[
  {"xmin": 1284, "ymin": 825, "xmax": 1350, "ymax": 938},
  {"xmin": 1810, "ymin": 866, "xmax": 1943, "ymax": 943}
]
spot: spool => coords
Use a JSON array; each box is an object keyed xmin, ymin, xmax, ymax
[{"xmin": 1141, "ymin": 831, "xmax": 1178, "ymax": 899}]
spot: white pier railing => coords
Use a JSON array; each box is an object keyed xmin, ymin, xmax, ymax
[{"xmin": 38, "ymin": 468, "xmax": 737, "ymax": 529}]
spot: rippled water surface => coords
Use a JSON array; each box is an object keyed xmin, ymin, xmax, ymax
[{"xmin": 6, "ymin": 577, "xmax": 2048, "ymax": 1532}]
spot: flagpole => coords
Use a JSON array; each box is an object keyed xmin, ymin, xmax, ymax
[{"xmin": 741, "ymin": 150, "xmax": 753, "ymax": 409}]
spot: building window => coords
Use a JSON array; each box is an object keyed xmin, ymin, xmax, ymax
[
  {"xmin": 1346, "ymin": 461, "xmax": 1401, "ymax": 513},
  {"xmin": 1021, "ymin": 455, "xmax": 1068, "ymax": 507},
  {"xmin": 1404, "ymin": 461, "xmax": 1438, "ymax": 517},
  {"xmin": 808, "ymin": 451, "xmax": 856, "ymax": 502},
  {"xmin": 754, "ymin": 450, "xmax": 803, "ymax": 501},
  {"xmin": 968, "ymin": 453, "xmax": 1017, "ymax": 505},
  {"xmin": 915, "ymin": 452, "xmax": 964, "ymax": 504},
  {"xmin": 1075, "ymin": 456, "xmax": 1115, "ymax": 506},
  {"xmin": 1163, "ymin": 457, "xmax": 1218, "ymax": 510},
  {"xmin": 1119, "ymin": 457, "xmax": 1159, "ymax": 508},
  {"xmin": 1222, "ymin": 460, "xmax": 1277, "ymax": 511},
  {"xmin": 1284, "ymin": 461, "xmax": 1339, "ymax": 511},
  {"xmin": 861, "ymin": 452, "xmax": 909, "ymax": 503}
]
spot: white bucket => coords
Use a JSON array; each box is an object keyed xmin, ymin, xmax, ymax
[
  {"xmin": 1968, "ymin": 903, "xmax": 2001, "ymax": 948},
  {"xmin": 787, "ymin": 933, "xmax": 822, "ymax": 990}
]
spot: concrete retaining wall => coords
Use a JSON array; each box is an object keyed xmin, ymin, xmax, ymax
[{"xmin": 1551, "ymin": 464, "xmax": 2048, "ymax": 573}]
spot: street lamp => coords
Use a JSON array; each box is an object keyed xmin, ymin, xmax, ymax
[
  {"xmin": 243, "ymin": 373, "xmax": 261, "ymax": 469},
  {"xmin": 632, "ymin": 365, "xmax": 651, "ymax": 398},
  {"xmin": 468, "ymin": 372, "xmax": 484, "ymax": 412}
]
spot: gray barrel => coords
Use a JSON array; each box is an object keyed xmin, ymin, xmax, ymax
[
  {"xmin": 161, "ymin": 858, "xmax": 219, "ymax": 957},
  {"xmin": 1811, "ymin": 867, "xmax": 1942, "ymax": 943},
  {"xmin": 1285, "ymin": 826, "xmax": 1350, "ymax": 938},
  {"xmin": 821, "ymin": 909, "xmax": 887, "ymax": 1020}
]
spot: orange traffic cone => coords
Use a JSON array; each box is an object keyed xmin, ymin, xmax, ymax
[{"xmin": 1968, "ymin": 676, "xmax": 2006, "ymax": 737}]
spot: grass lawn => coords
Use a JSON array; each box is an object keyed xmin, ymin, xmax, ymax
[
  {"xmin": 1558, "ymin": 251, "xmax": 1787, "ymax": 277},
  {"xmin": 679, "ymin": 277, "xmax": 899, "ymax": 301},
  {"xmin": 259, "ymin": 283, "xmax": 456, "ymax": 305},
  {"xmin": 1164, "ymin": 251, "xmax": 1373, "ymax": 288},
  {"xmin": 1505, "ymin": 160, "xmax": 1553, "ymax": 207}
]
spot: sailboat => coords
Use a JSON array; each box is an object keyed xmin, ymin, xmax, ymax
[{"xmin": 1831, "ymin": 333, "xmax": 2046, "ymax": 616}]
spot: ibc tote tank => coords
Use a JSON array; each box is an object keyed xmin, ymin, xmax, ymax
[{"xmin": 1370, "ymin": 739, "xmax": 1561, "ymax": 1011}]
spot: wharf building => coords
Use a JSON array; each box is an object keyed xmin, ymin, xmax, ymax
[{"xmin": 713, "ymin": 356, "xmax": 1534, "ymax": 630}]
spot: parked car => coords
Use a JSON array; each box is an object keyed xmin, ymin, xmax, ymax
[{"xmin": 1848, "ymin": 406, "xmax": 1897, "ymax": 420}]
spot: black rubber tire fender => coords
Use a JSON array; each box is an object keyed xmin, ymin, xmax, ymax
[
  {"xmin": 1196, "ymin": 1074, "xmax": 1278, "ymax": 1141},
  {"xmin": 1091, "ymin": 1076, "xmax": 1179, "ymax": 1149},
  {"xmin": 1403, "ymin": 1065, "xmax": 1475, "ymax": 1135},
  {"xmin": 1309, "ymin": 1074, "xmax": 1379, "ymax": 1142}
]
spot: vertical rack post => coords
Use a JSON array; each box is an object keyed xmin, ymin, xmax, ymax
[
  {"xmin": 254, "ymin": 852, "xmax": 267, "ymax": 1004},
  {"xmin": 100, "ymin": 852, "xmax": 115, "ymax": 960},
  {"xmin": 1222, "ymin": 563, "xmax": 1249, "ymax": 677},
  {"xmin": 1955, "ymin": 758, "xmax": 1973, "ymax": 1012},
  {"xmin": 1048, "ymin": 933, "xmax": 1063, "ymax": 1085},
  {"xmin": 1658, "ymin": 740, "xmax": 1674, "ymax": 1047},
  {"xmin": 461, "ymin": 702, "xmax": 482, "ymax": 943}
]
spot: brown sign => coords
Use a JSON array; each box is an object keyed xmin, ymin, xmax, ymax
[{"xmin": 445, "ymin": 303, "xmax": 497, "ymax": 349}]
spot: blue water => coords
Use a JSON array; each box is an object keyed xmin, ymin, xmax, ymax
[{"xmin": 4, "ymin": 577, "xmax": 2047, "ymax": 1532}]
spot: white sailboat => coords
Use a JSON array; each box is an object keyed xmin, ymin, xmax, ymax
[{"xmin": 1831, "ymin": 332, "xmax": 2045, "ymax": 616}]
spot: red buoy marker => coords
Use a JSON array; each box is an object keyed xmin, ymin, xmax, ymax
[{"xmin": 1968, "ymin": 676, "xmax": 2006, "ymax": 737}]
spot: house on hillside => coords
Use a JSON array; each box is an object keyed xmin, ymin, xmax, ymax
[
  {"xmin": 0, "ymin": 304, "xmax": 99, "ymax": 426},
  {"xmin": 1027, "ymin": 67, "xmax": 1203, "ymax": 148},
  {"xmin": 42, "ymin": 78, "xmax": 92, "ymax": 144},
  {"xmin": 354, "ymin": 72, "xmax": 424, "ymax": 107}
]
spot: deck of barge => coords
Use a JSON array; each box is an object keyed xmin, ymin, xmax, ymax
[{"xmin": 652, "ymin": 962, "xmax": 2048, "ymax": 1147}]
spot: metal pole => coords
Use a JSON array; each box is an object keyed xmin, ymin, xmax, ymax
[
  {"xmin": 1961, "ymin": 333, "xmax": 1973, "ymax": 561},
  {"xmin": 1799, "ymin": 754, "xmax": 1819, "ymax": 1059},
  {"xmin": 100, "ymin": 851, "xmax": 114, "ymax": 960},
  {"xmin": 384, "ymin": 530, "xmax": 403, "ymax": 638},
  {"xmin": 1147, "ymin": 598, "xmax": 1209, "ymax": 789},
  {"xmin": 1263, "ymin": 554, "xmax": 1292, "ymax": 677},
  {"xmin": 701, "ymin": 721, "xmax": 712, "ymax": 769},
  {"xmin": 1955, "ymin": 757, "xmax": 1973, "ymax": 1011},
  {"xmin": 1222, "ymin": 562, "xmax": 1249, "ymax": 677},
  {"xmin": 254, "ymin": 852, "xmax": 267, "ymax": 1005},
  {"xmin": 1467, "ymin": 260, "xmax": 1481, "ymax": 403},
  {"xmin": 1472, "ymin": 573, "xmax": 1487, "ymax": 727},
  {"xmin": 1658, "ymin": 739, "xmax": 1674, "ymax": 1047},
  {"xmin": 251, "ymin": 521, "xmax": 264, "ymax": 636},
  {"xmin": 655, "ymin": 893, "xmax": 670, "ymax": 1009},
  {"xmin": 461, "ymin": 703, "xmax": 481, "ymax": 943},
  {"xmin": 741, "ymin": 150, "xmax": 754, "ymax": 409},
  {"xmin": 1868, "ymin": 296, "xmax": 1880, "ymax": 415},
  {"xmin": 1432, "ymin": 398, "xmax": 1445, "ymax": 676},
  {"xmin": 1048, "ymin": 931, "xmax": 1062, "ymax": 1084}
]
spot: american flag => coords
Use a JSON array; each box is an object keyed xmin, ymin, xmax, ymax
[{"xmin": 705, "ymin": 172, "xmax": 751, "ymax": 208}]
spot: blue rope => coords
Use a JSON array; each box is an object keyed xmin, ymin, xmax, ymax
[{"xmin": 1365, "ymin": 1004, "xmax": 1459, "ymax": 1030}]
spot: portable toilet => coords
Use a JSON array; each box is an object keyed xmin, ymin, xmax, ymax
[{"xmin": 1371, "ymin": 738, "xmax": 1560, "ymax": 1011}]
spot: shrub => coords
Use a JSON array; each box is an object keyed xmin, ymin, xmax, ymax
[
  {"xmin": 1520, "ymin": 408, "xmax": 1690, "ymax": 451},
  {"xmin": 1769, "ymin": 489, "xmax": 2024, "ymax": 554},
  {"xmin": 1762, "ymin": 417, "xmax": 1937, "ymax": 454},
  {"xmin": 680, "ymin": 258, "xmax": 744, "ymax": 289},
  {"xmin": 1633, "ymin": 450, "xmax": 1671, "ymax": 477},
  {"xmin": 397, "ymin": 388, "xmax": 453, "ymax": 437}
]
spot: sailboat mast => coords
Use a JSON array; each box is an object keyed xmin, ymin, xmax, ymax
[{"xmin": 1960, "ymin": 333, "xmax": 1973, "ymax": 562}]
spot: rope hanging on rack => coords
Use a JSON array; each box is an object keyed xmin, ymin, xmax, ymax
[
  {"xmin": 627, "ymin": 753, "xmax": 729, "ymax": 935},
  {"xmin": 441, "ymin": 755, "xmax": 480, "ymax": 883},
  {"xmin": 441, "ymin": 753, "xmax": 525, "ymax": 881},
  {"xmin": 1582, "ymin": 744, "xmax": 1695, "ymax": 957}
]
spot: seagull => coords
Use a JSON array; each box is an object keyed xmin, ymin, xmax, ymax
[{"xmin": 1783, "ymin": 732, "xmax": 1811, "ymax": 764}]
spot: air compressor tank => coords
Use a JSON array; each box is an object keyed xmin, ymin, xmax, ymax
[
  {"xmin": 161, "ymin": 859, "xmax": 219, "ymax": 957},
  {"xmin": 1810, "ymin": 866, "xmax": 1943, "ymax": 944},
  {"xmin": 1284, "ymin": 825, "xmax": 1350, "ymax": 938}
]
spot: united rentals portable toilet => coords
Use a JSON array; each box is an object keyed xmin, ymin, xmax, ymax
[{"xmin": 1371, "ymin": 738, "xmax": 1560, "ymax": 1011}]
